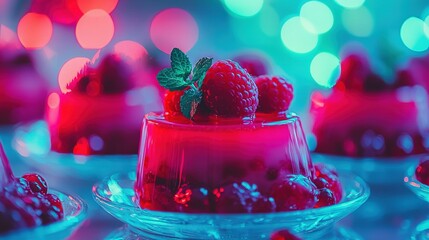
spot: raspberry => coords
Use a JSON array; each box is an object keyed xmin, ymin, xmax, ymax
[
  {"xmin": 315, "ymin": 188, "xmax": 336, "ymax": 208},
  {"xmin": 255, "ymin": 75, "xmax": 293, "ymax": 113},
  {"xmin": 22, "ymin": 174, "xmax": 48, "ymax": 194},
  {"xmin": 164, "ymin": 90, "xmax": 185, "ymax": 116},
  {"xmin": 45, "ymin": 194, "xmax": 64, "ymax": 216},
  {"xmin": 270, "ymin": 175, "xmax": 317, "ymax": 211},
  {"xmin": 201, "ymin": 60, "xmax": 258, "ymax": 118},
  {"xmin": 233, "ymin": 54, "xmax": 268, "ymax": 77},
  {"xmin": 214, "ymin": 182, "xmax": 275, "ymax": 213},
  {"xmin": 416, "ymin": 157, "xmax": 429, "ymax": 185},
  {"xmin": 270, "ymin": 230, "xmax": 301, "ymax": 240},
  {"xmin": 313, "ymin": 163, "xmax": 343, "ymax": 202},
  {"xmin": 393, "ymin": 70, "xmax": 416, "ymax": 88}
]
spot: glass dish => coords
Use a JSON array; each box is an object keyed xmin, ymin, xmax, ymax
[
  {"xmin": 12, "ymin": 120, "xmax": 137, "ymax": 180},
  {"xmin": 93, "ymin": 172, "xmax": 369, "ymax": 240},
  {"xmin": 1, "ymin": 189, "xmax": 87, "ymax": 240},
  {"xmin": 313, "ymin": 153, "xmax": 423, "ymax": 219}
]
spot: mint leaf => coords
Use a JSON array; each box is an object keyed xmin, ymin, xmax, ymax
[
  {"xmin": 157, "ymin": 68, "xmax": 188, "ymax": 90},
  {"xmin": 171, "ymin": 48, "xmax": 192, "ymax": 78},
  {"xmin": 193, "ymin": 57, "xmax": 212, "ymax": 88},
  {"xmin": 180, "ymin": 87, "xmax": 202, "ymax": 119}
]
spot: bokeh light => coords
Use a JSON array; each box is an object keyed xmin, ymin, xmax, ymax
[
  {"xmin": 300, "ymin": 1, "xmax": 334, "ymax": 34},
  {"xmin": 58, "ymin": 57, "xmax": 90, "ymax": 93},
  {"xmin": 223, "ymin": 0, "xmax": 264, "ymax": 17},
  {"xmin": 76, "ymin": 9, "xmax": 114, "ymax": 49},
  {"xmin": 17, "ymin": 13, "xmax": 53, "ymax": 49},
  {"xmin": 342, "ymin": 6, "xmax": 373, "ymax": 37},
  {"xmin": 29, "ymin": 0, "xmax": 82, "ymax": 25},
  {"xmin": 401, "ymin": 17, "xmax": 429, "ymax": 52},
  {"xmin": 77, "ymin": 0, "xmax": 118, "ymax": 14},
  {"xmin": 310, "ymin": 52, "xmax": 340, "ymax": 88},
  {"xmin": 150, "ymin": 8, "xmax": 198, "ymax": 53},
  {"xmin": 335, "ymin": 0, "xmax": 365, "ymax": 9},
  {"xmin": 259, "ymin": 5, "xmax": 280, "ymax": 37},
  {"xmin": 281, "ymin": 16, "xmax": 318, "ymax": 54},
  {"xmin": 114, "ymin": 40, "xmax": 148, "ymax": 62},
  {"xmin": 47, "ymin": 92, "xmax": 60, "ymax": 109}
]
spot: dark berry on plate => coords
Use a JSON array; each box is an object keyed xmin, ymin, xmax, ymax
[
  {"xmin": 174, "ymin": 185, "xmax": 211, "ymax": 213},
  {"xmin": 270, "ymin": 175, "xmax": 317, "ymax": 211},
  {"xmin": 313, "ymin": 163, "xmax": 343, "ymax": 203},
  {"xmin": 315, "ymin": 188, "xmax": 336, "ymax": 208},
  {"xmin": 416, "ymin": 157, "xmax": 429, "ymax": 185},
  {"xmin": 22, "ymin": 174, "xmax": 48, "ymax": 194}
]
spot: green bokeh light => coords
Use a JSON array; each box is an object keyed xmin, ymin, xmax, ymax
[
  {"xmin": 335, "ymin": 0, "xmax": 365, "ymax": 9},
  {"xmin": 281, "ymin": 16, "xmax": 318, "ymax": 54},
  {"xmin": 401, "ymin": 17, "xmax": 429, "ymax": 52},
  {"xmin": 310, "ymin": 52, "xmax": 340, "ymax": 88},
  {"xmin": 342, "ymin": 6, "xmax": 373, "ymax": 37},
  {"xmin": 223, "ymin": 0, "xmax": 264, "ymax": 17},
  {"xmin": 300, "ymin": 1, "xmax": 334, "ymax": 34}
]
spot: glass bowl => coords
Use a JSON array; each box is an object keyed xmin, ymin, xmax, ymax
[
  {"xmin": 312, "ymin": 153, "xmax": 424, "ymax": 219},
  {"xmin": 12, "ymin": 120, "xmax": 137, "ymax": 180},
  {"xmin": 1, "ymin": 189, "xmax": 88, "ymax": 240},
  {"xmin": 93, "ymin": 171, "xmax": 369, "ymax": 240}
]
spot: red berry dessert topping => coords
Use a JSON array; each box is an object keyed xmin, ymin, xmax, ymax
[
  {"xmin": 0, "ymin": 144, "xmax": 64, "ymax": 234},
  {"xmin": 416, "ymin": 157, "xmax": 429, "ymax": 185},
  {"xmin": 201, "ymin": 60, "xmax": 258, "ymax": 118},
  {"xmin": 255, "ymin": 75, "xmax": 293, "ymax": 113},
  {"xmin": 156, "ymin": 48, "xmax": 259, "ymax": 120},
  {"xmin": 313, "ymin": 163, "xmax": 343, "ymax": 202},
  {"xmin": 270, "ymin": 175, "xmax": 317, "ymax": 211},
  {"xmin": 164, "ymin": 90, "xmax": 185, "ymax": 117},
  {"xmin": 270, "ymin": 229, "xmax": 301, "ymax": 240}
]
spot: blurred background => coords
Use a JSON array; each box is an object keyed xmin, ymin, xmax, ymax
[{"xmin": 1, "ymin": 0, "xmax": 429, "ymax": 128}]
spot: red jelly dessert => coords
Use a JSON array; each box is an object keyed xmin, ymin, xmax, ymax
[
  {"xmin": 0, "ymin": 143, "xmax": 63, "ymax": 234},
  {"xmin": 47, "ymin": 54, "xmax": 148, "ymax": 155},
  {"xmin": 0, "ymin": 46, "xmax": 48, "ymax": 125},
  {"xmin": 135, "ymin": 48, "xmax": 343, "ymax": 213},
  {"xmin": 311, "ymin": 52, "xmax": 429, "ymax": 157}
]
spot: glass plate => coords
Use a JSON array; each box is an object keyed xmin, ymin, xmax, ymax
[
  {"xmin": 312, "ymin": 153, "xmax": 425, "ymax": 219},
  {"xmin": 1, "ymin": 189, "xmax": 88, "ymax": 240},
  {"xmin": 12, "ymin": 121, "xmax": 137, "ymax": 180},
  {"xmin": 92, "ymin": 172, "xmax": 369, "ymax": 240}
]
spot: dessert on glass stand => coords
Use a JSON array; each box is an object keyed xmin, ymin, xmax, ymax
[
  {"xmin": 310, "ymin": 51, "xmax": 429, "ymax": 220},
  {"xmin": 14, "ymin": 53, "xmax": 158, "ymax": 180},
  {"xmin": 0, "ymin": 143, "xmax": 86, "ymax": 239},
  {"xmin": 94, "ymin": 48, "xmax": 369, "ymax": 239}
]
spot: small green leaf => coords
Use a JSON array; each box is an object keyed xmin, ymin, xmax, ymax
[
  {"xmin": 192, "ymin": 57, "xmax": 213, "ymax": 88},
  {"xmin": 156, "ymin": 68, "xmax": 188, "ymax": 90},
  {"xmin": 171, "ymin": 48, "xmax": 192, "ymax": 78},
  {"xmin": 180, "ymin": 87, "xmax": 202, "ymax": 119}
]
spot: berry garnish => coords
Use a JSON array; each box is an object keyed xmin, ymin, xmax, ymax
[
  {"xmin": 416, "ymin": 157, "xmax": 429, "ymax": 185},
  {"xmin": 255, "ymin": 75, "xmax": 293, "ymax": 113},
  {"xmin": 156, "ymin": 48, "xmax": 213, "ymax": 119},
  {"xmin": 214, "ymin": 182, "xmax": 275, "ymax": 213},
  {"xmin": 270, "ymin": 175, "xmax": 317, "ymax": 211},
  {"xmin": 313, "ymin": 163, "xmax": 343, "ymax": 202},
  {"xmin": 67, "ymin": 54, "xmax": 135, "ymax": 95},
  {"xmin": 201, "ymin": 60, "xmax": 258, "ymax": 118},
  {"xmin": 335, "ymin": 53, "xmax": 370, "ymax": 91},
  {"xmin": 163, "ymin": 89, "xmax": 185, "ymax": 117},
  {"xmin": 315, "ymin": 188, "xmax": 336, "ymax": 208},
  {"xmin": 22, "ymin": 174, "xmax": 48, "ymax": 194},
  {"xmin": 270, "ymin": 229, "xmax": 301, "ymax": 240}
]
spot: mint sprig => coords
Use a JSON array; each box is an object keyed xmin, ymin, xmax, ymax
[{"xmin": 156, "ymin": 48, "xmax": 213, "ymax": 119}]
